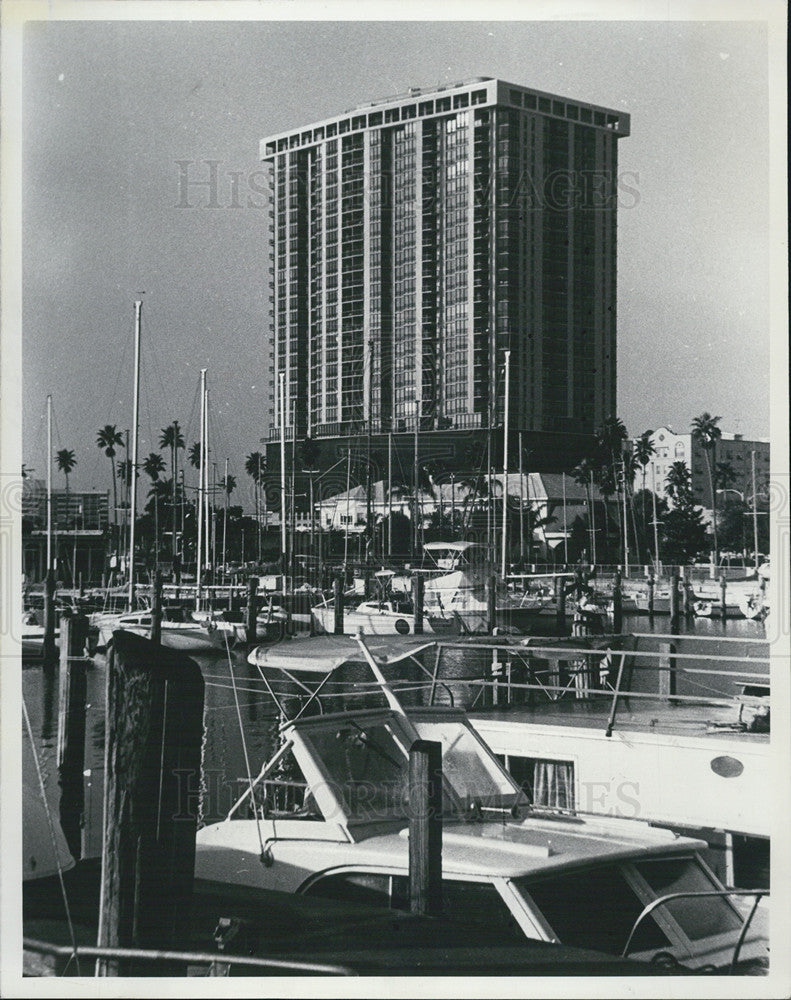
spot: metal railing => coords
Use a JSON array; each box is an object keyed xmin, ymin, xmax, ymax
[
  {"xmin": 23, "ymin": 937, "xmax": 355, "ymax": 977},
  {"xmin": 620, "ymin": 889, "xmax": 769, "ymax": 973}
]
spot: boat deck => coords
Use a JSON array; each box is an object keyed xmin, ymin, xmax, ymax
[{"xmin": 468, "ymin": 696, "xmax": 769, "ymax": 742}]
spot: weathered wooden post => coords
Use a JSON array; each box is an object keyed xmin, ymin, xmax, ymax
[
  {"xmin": 719, "ymin": 574, "xmax": 728, "ymax": 623},
  {"xmin": 57, "ymin": 613, "xmax": 89, "ymax": 861},
  {"xmin": 409, "ymin": 739, "xmax": 443, "ymax": 917},
  {"xmin": 150, "ymin": 570, "xmax": 163, "ymax": 645},
  {"xmin": 245, "ymin": 576, "xmax": 258, "ymax": 645},
  {"xmin": 659, "ymin": 571, "xmax": 680, "ymax": 699},
  {"xmin": 555, "ymin": 576, "xmax": 566, "ymax": 634},
  {"xmin": 43, "ymin": 570, "xmax": 57, "ymax": 665},
  {"xmin": 612, "ymin": 569, "xmax": 623, "ymax": 635},
  {"xmin": 333, "ymin": 575, "xmax": 345, "ymax": 635},
  {"xmin": 680, "ymin": 566, "xmax": 691, "ymax": 617},
  {"xmin": 669, "ymin": 569, "xmax": 681, "ymax": 634},
  {"xmin": 96, "ymin": 631, "xmax": 204, "ymax": 976},
  {"xmin": 413, "ymin": 574, "xmax": 424, "ymax": 635},
  {"xmin": 647, "ymin": 571, "xmax": 655, "ymax": 620},
  {"xmin": 486, "ymin": 574, "xmax": 497, "ymax": 635}
]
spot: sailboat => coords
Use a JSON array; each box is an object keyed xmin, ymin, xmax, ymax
[{"xmin": 100, "ymin": 314, "xmax": 232, "ymax": 656}]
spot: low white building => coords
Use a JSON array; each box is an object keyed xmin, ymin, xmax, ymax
[{"xmin": 631, "ymin": 427, "xmax": 770, "ymax": 509}]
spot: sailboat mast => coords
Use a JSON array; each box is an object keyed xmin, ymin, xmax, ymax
[
  {"xmin": 205, "ymin": 389, "xmax": 211, "ymax": 584},
  {"xmin": 127, "ymin": 300, "xmax": 142, "ymax": 611},
  {"xmin": 196, "ymin": 368, "xmax": 206, "ymax": 609},
  {"xmin": 46, "ymin": 394, "xmax": 52, "ymax": 573},
  {"xmin": 278, "ymin": 372, "xmax": 287, "ymax": 576},
  {"xmin": 387, "ymin": 432, "xmax": 392, "ymax": 559},
  {"xmin": 500, "ymin": 350, "xmax": 510, "ymax": 579}
]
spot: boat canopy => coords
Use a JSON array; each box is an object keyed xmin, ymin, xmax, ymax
[{"xmin": 248, "ymin": 634, "xmax": 437, "ymax": 674}]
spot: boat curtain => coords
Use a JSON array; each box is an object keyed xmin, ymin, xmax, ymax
[{"xmin": 532, "ymin": 759, "xmax": 575, "ymax": 811}]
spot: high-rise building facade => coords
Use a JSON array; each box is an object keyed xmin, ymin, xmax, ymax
[{"xmin": 261, "ymin": 78, "xmax": 629, "ymax": 470}]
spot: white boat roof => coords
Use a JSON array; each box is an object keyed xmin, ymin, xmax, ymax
[
  {"xmin": 423, "ymin": 541, "xmax": 488, "ymax": 552},
  {"xmin": 248, "ymin": 634, "xmax": 437, "ymax": 674},
  {"xmin": 198, "ymin": 813, "xmax": 702, "ymax": 886}
]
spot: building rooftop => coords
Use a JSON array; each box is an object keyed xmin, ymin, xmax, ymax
[{"xmin": 261, "ymin": 78, "xmax": 629, "ymax": 159}]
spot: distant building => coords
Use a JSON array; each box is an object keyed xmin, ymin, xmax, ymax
[
  {"xmin": 261, "ymin": 77, "xmax": 630, "ymax": 475},
  {"xmin": 631, "ymin": 427, "xmax": 770, "ymax": 509},
  {"xmin": 314, "ymin": 472, "xmax": 606, "ymax": 559},
  {"xmin": 22, "ymin": 478, "xmax": 109, "ymax": 583}
]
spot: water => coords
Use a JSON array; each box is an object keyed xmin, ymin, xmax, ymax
[{"xmin": 22, "ymin": 612, "xmax": 769, "ymax": 865}]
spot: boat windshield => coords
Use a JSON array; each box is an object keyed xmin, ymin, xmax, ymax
[
  {"xmin": 514, "ymin": 854, "xmax": 742, "ymax": 958},
  {"xmin": 302, "ymin": 715, "xmax": 518, "ymax": 822},
  {"xmin": 411, "ymin": 718, "xmax": 521, "ymax": 810}
]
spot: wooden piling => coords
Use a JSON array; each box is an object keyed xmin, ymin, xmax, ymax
[
  {"xmin": 647, "ymin": 572, "xmax": 655, "ymax": 620},
  {"xmin": 57, "ymin": 613, "xmax": 89, "ymax": 861},
  {"xmin": 612, "ymin": 569, "xmax": 623, "ymax": 634},
  {"xmin": 682, "ymin": 565, "xmax": 693, "ymax": 617},
  {"xmin": 333, "ymin": 575, "xmax": 345, "ymax": 635},
  {"xmin": 659, "ymin": 571, "xmax": 680, "ymax": 699},
  {"xmin": 413, "ymin": 575, "xmax": 424, "ymax": 635},
  {"xmin": 486, "ymin": 574, "xmax": 497, "ymax": 635},
  {"xmin": 408, "ymin": 739, "xmax": 443, "ymax": 917},
  {"xmin": 658, "ymin": 640, "xmax": 677, "ymax": 698},
  {"xmin": 43, "ymin": 570, "xmax": 57, "ymax": 665},
  {"xmin": 555, "ymin": 576, "xmax": 566, "ymax": 634},
  {"xmin": 96, "ymin": 631, "xmax": 204, "ymax": 976},
  {"xmin": 245, "ymin": 577, "xmax": 258, "ymax": 645},
  {"xmin": 669, "ymin": 569, "xmax": 680, "ymax": 634},
  {"xmin": 150, "ymin": 570, "xmax": 163, "ymax": 645},
  {"xmin": 720, "ymin": 574, "xmax": 728, "ymax": 622}
]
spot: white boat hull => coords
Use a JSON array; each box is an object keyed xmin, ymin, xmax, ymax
[{"xmin": 311, "ymin": 605, "xmax": 443, "ymax": 636}]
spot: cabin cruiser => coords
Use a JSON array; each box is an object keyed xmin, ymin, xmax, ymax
[
  {"xmin": 311, "ymin": 594, "xmax": 458, "ymax": 636},
  {"xmin": 196, "ymin": 637, "xmax": 768, "ymax": 972}
]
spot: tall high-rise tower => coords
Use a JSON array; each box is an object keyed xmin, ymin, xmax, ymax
[{"xmin": 261, "ymin": 77, "xmax": 629, "ymax": 471}]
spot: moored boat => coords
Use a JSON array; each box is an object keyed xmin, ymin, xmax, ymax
[{"xmin": 196, "ymin": 635, "xmax": 768, "ymax": 972}]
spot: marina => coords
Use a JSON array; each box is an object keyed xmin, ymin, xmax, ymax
[
  {"xmin": 20, "ymin": 600, "xmax": 773, "ymax": 977},
  {"xmin": 9, "ymin": 13, "xmax": 786, "ymax": 993}
]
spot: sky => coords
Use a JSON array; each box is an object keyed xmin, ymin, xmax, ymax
[{"xmin": 13, "ymin": 8, "xmax": 783, "ymax": 505}]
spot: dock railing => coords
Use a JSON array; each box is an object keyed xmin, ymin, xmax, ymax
[{"xmin": 23, "ymin": 937, "xmax": 354, "ymax": 977}]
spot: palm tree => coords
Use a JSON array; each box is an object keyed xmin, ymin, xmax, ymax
[
  {"xmin": 159, "ymin": 421, "xmax": 185, "ymax": 560},
  {"xmin": 665, "ymin": 461, "xmax": 693, "ymax": 506},
  {"xmin": 633, "ymin": 430, "xmax": 655, "ymax": 550},
  {"xmin": 691, "ymin": 412, "xmax": 722, "ymax": 565},
  {"xmin": 189, "ymin": 441, "xmax": 202, "ymax": 471},
  {"xmin": 55, "ymin": 449, "xmax": 77, "ymax": 522},
  {"xmin": 245, "ymin": 452, "xmax": 266, "ymax": 562},
  {"xmin": 634, "ymin": 431, "xmax": 655, "ymax": 498},
  {"xmin": 96, "ymin": 425, "xmax": 124, "ymax": 527},
  {"xmin": 595, "ymin": 416, "xmax": 628, "ymax": 564},
  {"xmin": 143, "ymin": 453, "xmax": 166, "ymax": 566},
  {"xmin": 572, "ymin": 458, "xmax": 596, "ymax": 562},
  {"xmin": 220, "ymin": 472, "xmax": 237, "ymax": 573}
]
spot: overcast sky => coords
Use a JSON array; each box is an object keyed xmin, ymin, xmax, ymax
[{"xmin": 17, "ymin": 12, "xmax": 779, "ymax": 500}]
